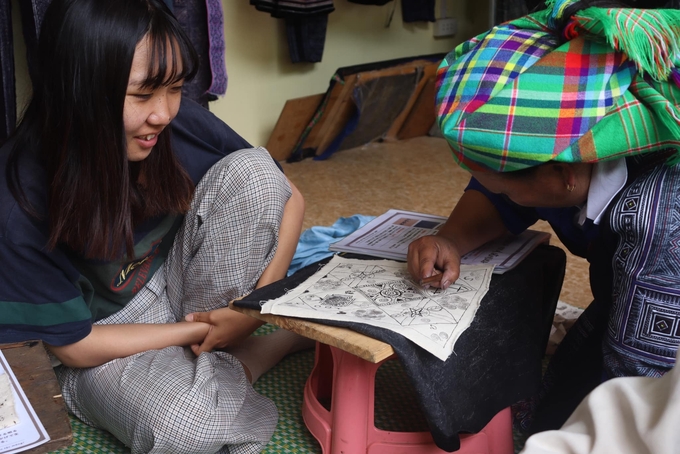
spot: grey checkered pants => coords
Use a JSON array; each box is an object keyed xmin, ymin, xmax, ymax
[{"xmin": 56, "ymin": 148, "xmax": 291, "ymax": 454}]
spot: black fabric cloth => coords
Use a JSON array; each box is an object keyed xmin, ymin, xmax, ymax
[
  {"xmin": 250, "ymin": 0, "xmax": 334, "ymax": 17},
  {"xmin": 527, "ymin": 294, "xmax": 609, "ymax": 433},
  {"xmin": 286, "ymin": 15, "xmax": 328, "ymax": 63},
  {"xmin": 250, "ymin": 0, "xmax": 334, "ymax": 63},
  {"xmin": 347, "ymin": 0, "xmax": 393, "ymax": 4},
  {"xmin": 234, "ymin": 245, "xmax": 566, "ymax": 452},
  {"xmin": 401, "ymin": 0, "xmax": 435, "ymax": 22}
]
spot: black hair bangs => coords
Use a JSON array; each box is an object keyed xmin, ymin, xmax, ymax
[{"xmin": 140, "ymin": 3, "xmax": 199, "ymax": 90}]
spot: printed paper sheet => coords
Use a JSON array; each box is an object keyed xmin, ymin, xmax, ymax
[
  {"xmin": 0, "ymin": 351, "xmax": 50, "ymax": 454},
  {"xmin": 261, "ymin": 256, "xmax": 494, "ymax": 360},
  {"xmin": 329, "ymin": 209, "xmax": 550, "ymax": 273}
]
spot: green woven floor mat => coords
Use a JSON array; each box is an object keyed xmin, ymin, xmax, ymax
[
  {"xmin": 254, "ymin": 350, "xmax": 320, "ymax": 453},
  {"xmin": 51, "ymin": 324, "xmax": 538, "ymax": 453},
  {"xmin": 254, "ymin": 323, "xmax": 278, "ymax": 336},
  {"xmin": 55, "ymin": 417, "xmax": 127, "ymax": 453}
]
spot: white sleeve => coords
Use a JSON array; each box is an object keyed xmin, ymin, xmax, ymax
[{"xmin": 520, "ymin": 349, "xmax": 680, "ymax": 454}]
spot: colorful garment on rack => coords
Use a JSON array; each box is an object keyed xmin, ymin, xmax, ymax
[
  {"xmin": 205, "ymin": 0, "xmax": 227, "ymax": 96},
  {"xmin": 174, "ymin": 0, "xmax": 228, "ymax": 104},
  {"xmin": 435, "ymin": 0, "xmax": 680, "ymax": 172}
]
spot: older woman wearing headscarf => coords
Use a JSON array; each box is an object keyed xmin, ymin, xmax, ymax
[{"xmin": 408, "ymin": 0, "xmax": 680, "ymax": 432}]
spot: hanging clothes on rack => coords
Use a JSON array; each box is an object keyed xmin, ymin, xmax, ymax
[
  {"xmin": 0, "ymin": 0, "xmax": 15, "ymax": 142},
  {"xmin": 347, "ymin": 0, "xmax": 392, "ymax": 5},
  {"xmin": 173, "ymin": 0, "xmax": 228, "ymax": 106},
  {"xmin": 250, "ymin": 0, "xmax": 335, "ymax": 63},
  {"xmin": 1, "ymin": 0, "xmax": 52, "ymax": 142},
  {"xmin": 401, "ymin": 0, "xmax": 435, "ymax": 22},
  {"xmin": 0, "ymin": 0, "xmax": 226, "ymax": 137}
]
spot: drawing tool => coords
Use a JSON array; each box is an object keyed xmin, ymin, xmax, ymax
[{"xmin": 420, "ymin": 273, "xmax": 443, "ymax": 285}]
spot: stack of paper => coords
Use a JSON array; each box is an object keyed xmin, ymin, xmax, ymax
[{"xmin": 329, "ymin": 209, "xmax": 550, "ymax": 274}]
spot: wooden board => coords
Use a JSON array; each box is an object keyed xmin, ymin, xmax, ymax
[
  {"xmin": 385, "ymin": 62, "xmax": 438, "ymax": 141},
  {"xmin": 349, "ymin": 59, "xmax": 438, "ymax": 84},
  {"xmin": 336, "ymin": 71, "xmax": 420, "ymax": 151},
  {"xmin": 1, "ymin": 341, "xmax": 73, "ymax": 453},
  {"xmin": 301, "ymin": 75, "xmax": 353, "ymax": 151},
  {"xmin": 310, "ymin": 74, "xmax": 358, "ymax": 156},
  {"xmin": 311, "ymin": 59, "xmax": 441, "ymax": 155},
  {"xmin": 230, "ymin": 303, "xmax": 394, "ymax": 363},
  {"xmin": 265, "ymin": 93, "xmax": 324, "ymax": 161},
  {"xmin": 396, "ymin": 73, "xmax": 437, "ymax": 140}
]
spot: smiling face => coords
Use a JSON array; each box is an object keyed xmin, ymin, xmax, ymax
[{"xmin": 123, "ymin": 35, "xmax": 183, "ymax": 162}]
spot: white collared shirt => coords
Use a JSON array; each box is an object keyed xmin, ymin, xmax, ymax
[{"xmin": 577, "ymin": 159, "xmax": 628, "ymax": 226}]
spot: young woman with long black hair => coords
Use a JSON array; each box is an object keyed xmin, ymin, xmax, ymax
[{"xmin": 0, "ymin": 0, "xmax": 310, "ymax": 451}]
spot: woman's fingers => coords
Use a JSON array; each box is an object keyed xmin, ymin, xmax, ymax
[
  {"xmin": 185, "ymin": 311, "xmax": 210, "ymax": 323},
  {"xmin": 436, "ymin": 249, "xmax": 460, "ymax": 290},
  {"xmin": 407, "ymin": 238, "xmax": 433, "ymax": 281},
  {"xmin": 407, "ymin": 235, "xmax": 461, "ymax": 289}
]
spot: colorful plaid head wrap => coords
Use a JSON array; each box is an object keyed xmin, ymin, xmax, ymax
[{"xmin": 436, "ymin": 0, "xmax": 680, "ymax": 172}]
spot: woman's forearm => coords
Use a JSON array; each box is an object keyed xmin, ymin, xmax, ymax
[{"xmin": 48, "ymin": 321, "xmax": 210, "ymax": 368}]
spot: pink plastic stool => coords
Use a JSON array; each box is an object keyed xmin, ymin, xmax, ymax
[{"xmin": 302, "ymin": 342, "xmax": 515, "ymax": 454}]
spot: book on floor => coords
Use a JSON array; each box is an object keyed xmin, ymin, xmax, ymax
[{"xmin": 329, "ymin": 209, "xmax": 551, "ymax": 274}]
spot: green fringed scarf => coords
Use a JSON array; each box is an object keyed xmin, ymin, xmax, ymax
[{"xmin": 435, "ymin": 0, "xmax": 680, "ymax": 172}]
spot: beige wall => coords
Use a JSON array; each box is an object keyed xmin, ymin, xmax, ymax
[
  {"xmin": 12, "ymin": 0, "xmax": 490, "ymax": 146},
  {"xmin": 215, "ymin": 0, "xmax": 489, "ymax": 146}
]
